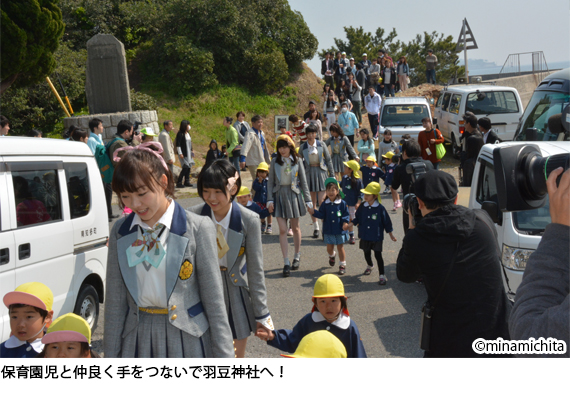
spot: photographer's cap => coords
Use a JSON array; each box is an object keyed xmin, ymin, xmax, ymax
[
  {"xmin": 281, "ymin": 331, "xmax": 347, "ymax": 358},
  {"xmin": 42, "ymin": 313, "xmax": 91, "ymax": 345},
  {"xmin": 414, "ymin": 171, "xmax": 458, "ymax": 205},
  {"xmin": 4, "ymin": 282, "xmax": 53, "ymax": 311}
]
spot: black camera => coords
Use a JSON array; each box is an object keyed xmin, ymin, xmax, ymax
[
  {"xmin": 493, "ymin": 144, "xmax": 569, "ymax": 212},
  {"xmin": 403, "ymin": 162, "xmax": 428, "ymax": 226}
]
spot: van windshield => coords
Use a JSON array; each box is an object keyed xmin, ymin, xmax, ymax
[
  {"xmin": 381, "ymin": 105, "xmax": 429, "ymax": 126},
  {"xmin": 515, "ymin": 91, "xmax": 570, "ymax": 141},
  {"xmin": 512, "ymin": 197, "xmax": 551, "ymax": 235},
  {"xmin": 465, "ymin": 91, "xmax": 519, "ymax": 115}
]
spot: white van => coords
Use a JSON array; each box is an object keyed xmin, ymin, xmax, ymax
[
  {"xmin": 434, "ymin": 85, "xmax": 523, "ymax": 157},
  {"xmin": 468, "ymin": 140, "xmax": 570, "ymax": 301},
  {"xmin": 0, "ymin": 137, "xmax": 108, "ymax": 341},
  {"xmin": 377, "ymin": 97, "xmax": 432, "ymax": 145}
]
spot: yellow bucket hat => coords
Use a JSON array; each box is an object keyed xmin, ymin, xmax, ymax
[
  {"xmin": 256, "ymin": 162, "xmax": 269, "ymax": 172},
  {"xmin": 313, "ymin": 274, "xmax": 345, "ymax": 298},
  {"xmin": 237, "ymin": 186, "xmax": 251, "ymax": 197},
  {"xmin": 42, "ymin": 313, "xmax": 91, "ymax": 345},
  {"xmin": 365, "ymin": 154, "xmax": 377, "ymax": 162},
  {"xmin": 382, "ymin": 151, "xmax": 395, "ymax": 159},
  {"xmin": 281, "ymin": 330, "xmax": 347, "ymax": 358},
  {"xmin": 3, "ymin": 282, "xmax": 53, "ymax": 311},
  {"xmin": 343, "ymin": 160, "xmax": 361, "ymax": 178},
  {"xmin": 361, "ymin": 182, "xmax": 381, "ymax": 196}
]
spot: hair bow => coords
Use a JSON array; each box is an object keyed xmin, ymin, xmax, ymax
[
  {"xmin": 113, "ymin": 142, "xmax": 169, "ymax": 171},
  {"xmin": 227, "ymin": 171, "xmax": 240, "ymax": 192}
]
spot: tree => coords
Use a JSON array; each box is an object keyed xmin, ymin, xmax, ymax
[{"xmin": 1, "ymin": 0, "xmax": 65, "ymax": 94}]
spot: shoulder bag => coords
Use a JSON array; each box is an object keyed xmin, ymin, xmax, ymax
[{"xmin": 434, "ymin": 129, "xmax": 446, "ymax": 160}]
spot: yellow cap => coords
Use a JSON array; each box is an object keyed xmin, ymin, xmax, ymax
[
  {"xmin": 361, "ymin": 182, "xmax": 381, "ymax": 196},
  {"xmin": 343, "ymin": 160, "xmax": 361, "ymax": 178},
  {"xmin": 365, "ymin": 154, "xmax": 377, "ymax": 162},
  {"xmin": 42, "ymin": 313, "xmax": 91, "ymax": 345},
  {"xmin": 276, "ymin": 134, "xmax": 295, "ymax": 147},
  {"xmin": 237, "ymin": 186, "xmax": 251, "ymax": 197},
  {"xmin": 281, "ymin": 330, "xmax": 347, "ymax": 358},
  {"xmin": 382, "ymin": 151, "xmax": 395, "ymax": 159},
  {"xmin": 256, "ymin": 162, "xmax": 269, "ymax": 172},
  {"xmin": 3, "ymin": 282, "xmax": 53, "ymax": 311},
  {"xmin": 313, "ymin": 274, "xmax": 345, "ymax": 298}
]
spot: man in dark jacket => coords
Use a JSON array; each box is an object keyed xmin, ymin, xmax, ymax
[
  {"xmin": 396, "ymin": 171, "xmax": 511, "ymax": 357},
  {"xmin": 321, "ymin": 52, "xmax": 335, "ymax": 90},
  {"xmin": 391, "ymin": 139, "xmax": 434, "ymax": 234},
  {"xmin": 478, "ymin": 117, "xmax": 500, "ymax": 144}
]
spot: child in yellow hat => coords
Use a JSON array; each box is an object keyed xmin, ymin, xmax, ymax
[
  {"xmin": 361, "ymin": 154, "xmax": 386, "ymax": 188},
  {"xmin": 256, "ymin": 274, "xmax": 366, "ymax": 357},
  {"xmin": 1, "ymin": 282, "xmax": 54, "ymax": 358},
  {"xmin": 281, "ymin": 330, "xmax": 347, "ymax": 358},
  {"xmin": 349, "ymin": 182, "xmax": 397, "ymax": 284},
  {"xmin": 252, "ymin": 162, "xmax": 273, "ymax": 234},
  {"xmin": 38, "ymin": 313, "xmax": 99, "ymax": 358},
  {"xmin": 341, "ymin": 160, "xmax": 364, "ymax": 245},
  {"xmin": 236, "ymin": 186, "xmax": 271, "ymax": 220},
  {"xmin": 381, "ymin": 151, "xmax": 401, "ymax": 210}
]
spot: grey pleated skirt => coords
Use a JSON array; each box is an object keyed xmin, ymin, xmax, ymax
[
  {"xmin": 274, "ymin": 185, "xmax": 307, "ymax": 219},
  {"xmin": 307, "ymin": 166, "xmax": 328, "ymax": 192},
  {"xmin": 221, "ymin": 270, "xmax": 256, "ymax": 340},
  {"xmin": 331, "ymin": 153, "xmax": 345, "ymax": 173},
  {"xmin": 121, "ymin": 309, "xmax": 214, "ymax": 358}
]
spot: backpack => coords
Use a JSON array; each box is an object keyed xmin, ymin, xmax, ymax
[{"xmin": 94, "ymin": 137, "xmax": 120, "ymax": 184}]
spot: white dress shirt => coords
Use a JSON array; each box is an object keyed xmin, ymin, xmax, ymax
[{"xmin": 211, "ymin": 204, "xmax": 233, "ymax": 269}]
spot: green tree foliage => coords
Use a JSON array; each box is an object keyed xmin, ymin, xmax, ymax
[
  {"xmin": 319, "ymin": 26, "xmax": 464, "ymax": 86},
  {"xmin": 1, "ymin": 43, "xmax": 87, "ymax": 135},
  {"xmin": 1, "ymin": 0, "xmax": 65, "ymax": 93}
]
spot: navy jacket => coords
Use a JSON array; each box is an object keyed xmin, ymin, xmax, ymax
[
  {"xmin": 0, "ymin": 337, "xmax": 42, "ymax": 358},
  {"xmin": 361, "ymin": 166, "xmax": 385, "ymax": 187},
  {"xmin": 243, "ymin": 201, "xmax": 270, "ymax": 220},
  {"xmin": 268, "ymin": 312, "xmax": 367, "ymax": 358},
  {"xmin": 311, "ymin": 198, "xmax": 350, "ymax": 236},
  {"xmin": 352, "ymin": 201, "xmax": 393, "ymax": 242},
  {"xmin": 340, "ymin": 176, "xmax": 363, "ymax": 207},
  {"xmin": 251, "ymin": 178, "xmax": 268, "ymax": 205}
]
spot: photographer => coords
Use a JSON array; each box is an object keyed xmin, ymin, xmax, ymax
[
  {"xmin": 396, "ymin": 171, "xmax": 511, "ymax": 357},
  {"xmin": 509, "ymin": 168, "xmax": 570, "ymax": 356},
  {"xmin": 391, "ymin": 139, "xmax": 433, "ymax": 234}
]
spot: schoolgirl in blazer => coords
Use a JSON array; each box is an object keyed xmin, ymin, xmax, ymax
[
  {"xmin": 267, "ymin": 157, "xmax": 312, "ymax": 203},
  {"xmin": 300, "ymin": 139, "xmax": 334, "ymax": 176}
]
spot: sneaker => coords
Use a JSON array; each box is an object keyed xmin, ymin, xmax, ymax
[
  {"xmin": 283, "ymin": 265, "xmax": 291, "ymax": 277},
  {"xmin": 266, "ymin": 225, "xmax": 272, "ymax": 234},
  {"xmin": 287, "ymin": 228, "xmax": 293, "ymax": 236},
  {"xmin": 313, "ymin": 230, "xmax": 320, "ymax": 239},
  {"xmin": 329, "ymin": 255, "xmax": 336, "ymax": 267},
  {"xmin": 384, "ymin": 187, "xmax": 391, "ymax": 194},
  {"xmin": 339, "ymin": 265, "xmax": 346, "ymax": 275},
  {"xmin": 379, "ymin": 274, "xmax": 387, "ymax": 285},
  {"xmin": 261, "ymin": 222, "xmax": 267, "ymax": 233},
  {"xmin": 349, "ymin": 235, "xmax": 356, "ymax": 245},
  {"xmin": 395, "ymin": 200, "xmax": 402, "ymax": 209},
  {"xmin": 292, "ymin": 258, "xmax": 300, "ymax": 270},
  {"xmin": 363, "ymin": 266, "xmax": 373, "ymax": 275},
  {"xmin": 392, "ymin": 205, "xmax": 397, "ymax": 212}
]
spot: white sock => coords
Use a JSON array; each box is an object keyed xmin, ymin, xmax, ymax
[
  {"xmin": 314, "ymin": 221, "xmax": 320, "ymax": 231},
  {"xmin": 284, "ymin": 257, "xmax": 290, "ymax": 266},
  {"xmin": 340, "ymin": 261, "xmax": 346, "ymax": 266},
  {"xmin": 294, "ymin": 252, "xmax": 301, "ymax": 261},
  {"xmin": 329, "ymin": 252, "xmax": 336, "ymax": 258}
]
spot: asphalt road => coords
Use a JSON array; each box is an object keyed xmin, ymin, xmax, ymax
[{"xmin": 93, "ymin": 190, "xmax": 428, "ymax": 358}]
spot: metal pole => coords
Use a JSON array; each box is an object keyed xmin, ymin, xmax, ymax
[
  {"xmin": 45, "ymin": 77, "xmax": 71, "ymax": 118},
  {"xmin": 464, "ymin": 19, "xmax": 469, "ymax": 82}
]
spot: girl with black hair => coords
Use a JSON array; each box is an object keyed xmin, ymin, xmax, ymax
[
  {"xmin": 267, "ymin": 135, "xmax": 312, "ymax": 276},
  {"xmin": 190, "ymin": 159, "xmax": 273, "ymax": 358},
  {"xmin": 325, "ymin": 123, "xmax": 358, "ymax": 180},
  {"xmin": 175, "ymin": 120, "xmax": 194, "ymax": 188}
]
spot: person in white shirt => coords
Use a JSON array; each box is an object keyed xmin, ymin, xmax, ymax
[{"xmin": 364, "ymin": 87, "xmax": 382, "ymax": 140}]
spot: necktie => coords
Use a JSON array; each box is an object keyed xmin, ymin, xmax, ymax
[
  {"xmin": 128, "ymin": 223, "xmax": 166, "ymax": 269},
  {"xmin": 217, "ymin": 224, "xmax": 229, "ymax": 259}
]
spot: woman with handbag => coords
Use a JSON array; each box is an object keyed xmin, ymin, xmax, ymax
[
  {"xmin": 417, "ymin": 117, "xmax": 445, "ymax": 169},
  {"xmin": 175, "ymin": 120, "xmax": 195, "ymax": 187}
]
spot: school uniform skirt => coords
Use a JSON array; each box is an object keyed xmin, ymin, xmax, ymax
[
  {"xmin": 121, "ymin": 309, "xmax": 214, "ymax": 358},
  {"xmin": 331, "ymin": 153, "xmax": 345, "ymax": 173},
  {"xmin": 220, "ymin": 270, "xmax": 256, "ymax": 340},
  {"xmin": 274, "ymin": 185, "xmax": 306, "ymax": 219},
  {"xmin": 307, "ymin": 166, "xmax": 328, "ymax": 192}
]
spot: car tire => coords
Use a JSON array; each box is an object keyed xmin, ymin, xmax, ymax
[
  {"xmin": 73, "ymin": 284, "xmax": 99, "ymax": 331},
  {"xmin": 451, "ymin": 134, "xmax": 460, "ymax": 159}
]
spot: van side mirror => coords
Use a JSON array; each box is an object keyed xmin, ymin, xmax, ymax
[{"xmin": 482, "ymin": 201, "xmax": 502, "ymax": 225}]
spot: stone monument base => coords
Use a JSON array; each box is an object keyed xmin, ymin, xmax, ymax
[{"xmin": 63, "ymin": 110, "xmax": 159, "ymax": 143}]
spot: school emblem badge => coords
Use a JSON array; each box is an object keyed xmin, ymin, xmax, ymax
[
  {"xmin": 179, "ymin": 260, "xmax": 193, "ymax": 280},
  {"xmin": 238, "ymin": 247, "xmax": 245, "ymax": 256}
]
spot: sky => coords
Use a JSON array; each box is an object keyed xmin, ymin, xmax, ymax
[{"xmin": 288, "ymin": 0, "xmax": 570, "ymax": 75}]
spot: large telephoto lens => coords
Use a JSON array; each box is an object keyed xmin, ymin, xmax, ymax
[{"xmin": 524, "ymin": 153, "xmax": 570, "ymax": 199}]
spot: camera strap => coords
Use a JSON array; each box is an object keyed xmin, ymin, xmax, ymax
[{"xmin": 430, "ymin": 242, "xmax": 460, "ymax": 309}]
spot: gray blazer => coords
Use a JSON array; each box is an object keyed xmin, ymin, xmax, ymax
[
  {"xmin": 301, "ymin": 140, "xmax": 335, "ymax": 175},
  {"xmin": 267, "ymin": 157, "xmax": 311, "ymax": 203},
  {"xmin": 188, "ymin": 201, "xmax": 271, "ymax": 321},
  {"xmin": 325, "ymin": 136, "xmax": 358, "ymax": 161},
  {"xmin": 103, "ymin": 201, "xmax": 234, "ymax": 358}
]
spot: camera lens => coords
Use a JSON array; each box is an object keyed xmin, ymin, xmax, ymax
[{"xmin": 523, "ymin": 153, "xmax": 570, "ymax": 200}]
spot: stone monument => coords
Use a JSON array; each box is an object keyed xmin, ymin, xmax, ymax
[{"xmin": 85, "ymin": 34, "xmax": 132, "ymax": 114}]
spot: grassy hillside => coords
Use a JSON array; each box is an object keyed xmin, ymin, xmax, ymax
[{"xmin": 142, "ymin": 63, "xmax": 323, "ymax": 167}]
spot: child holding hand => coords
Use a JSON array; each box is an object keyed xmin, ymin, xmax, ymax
[
  {"xmin": 39, "ymin": 313, "xmax": 100, "ymax": 358},
  {"xmin": 350, "ymin": 182, "xmax": 397, "ymax": 284},
  {"xmin": 252, "ymin": 162, "xmax": 272, "ymax": 234},
  {"xmin": 307, "ymin": 177, "xmax": 350, "ymax": 275},
  {"xmin": 381, "ymin": 151, "xmax": 401, "ymax": 209},
  {"xmin": 361, "ymin": 154, "xmax": 385, "ymax": 188},
  {"xmin": 340, "ymin": 160, "xmax": 363, "ymax": 245}
]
